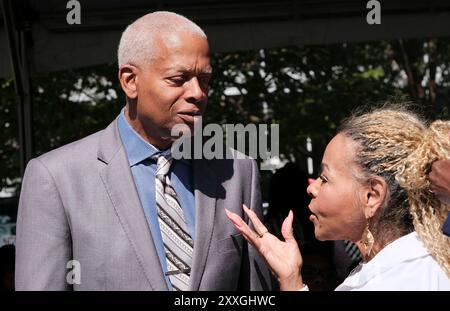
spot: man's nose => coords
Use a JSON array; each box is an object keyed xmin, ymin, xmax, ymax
[{"xmin": 185, "ymin": 77, "xmax": 205, "ymax": 102}]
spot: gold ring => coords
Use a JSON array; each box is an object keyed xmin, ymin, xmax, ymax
[{"xmin": 258, "ymin": 229, "xmax": 268, "ymax": 238}]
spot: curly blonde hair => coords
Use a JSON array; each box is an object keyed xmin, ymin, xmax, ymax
[{"xmin": 338, "ymin": 104, "xmax": 450, "ymax": 277}]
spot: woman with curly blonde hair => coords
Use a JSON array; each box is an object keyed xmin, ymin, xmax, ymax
[{"xmin": 226, "ymin": 105, "xmax": 450, "ymax": 290}]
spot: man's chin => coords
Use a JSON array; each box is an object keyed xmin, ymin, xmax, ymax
[{"xmin": 172, "ymin": 118, "xmax": 202, "ymax": 136}]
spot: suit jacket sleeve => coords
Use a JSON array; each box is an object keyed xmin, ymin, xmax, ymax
[
  {"xmin": 15, "ymin": 158, "xmax": 72, "ymax": 290},
  {"xmin": 241, "ymin": 159, "xmax": 273, "ymax": 291}
]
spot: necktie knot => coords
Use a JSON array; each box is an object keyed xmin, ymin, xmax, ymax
[{"xmin": 153, "ymin": 153, "xmax": 173, "ymax": 177}]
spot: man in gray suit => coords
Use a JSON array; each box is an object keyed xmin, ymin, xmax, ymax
[{"xmin": 15, "ymin": 11, "xmax": 272, "ymax": 291}]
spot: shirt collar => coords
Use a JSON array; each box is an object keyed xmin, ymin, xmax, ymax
[
  {"xmin": 339, "ymin": 232, "xmax": 430, "ymax": 289},
  {"xmin": 118, "ymin": 109, "xmax": 191, "ymax": 167},
  {"xmin": 118, "ymin": 109, "xmax": 163, "ymax": 166}
]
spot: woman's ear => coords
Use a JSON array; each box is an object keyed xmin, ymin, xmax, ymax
[
  {"xmin": 364, "ymin": 177, "xmax": 388, "ymax": 218},
  {"xmin": 118, "ymin": 65, "xmax": 138, "ymax": 99}
]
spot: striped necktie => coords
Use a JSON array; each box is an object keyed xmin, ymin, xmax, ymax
[{"xmin": 153, "ymin": 154, "xmax": 194, "ymax": 291}]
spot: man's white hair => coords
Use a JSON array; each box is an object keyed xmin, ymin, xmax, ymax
[{"xmin": 117, "ymin": 11, "xmax": 207, "ymax": 68}]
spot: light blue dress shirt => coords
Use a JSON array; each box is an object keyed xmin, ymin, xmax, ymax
[{"xmin": 117, "ymin": 110, "xmax": 195, "ymax": 289}]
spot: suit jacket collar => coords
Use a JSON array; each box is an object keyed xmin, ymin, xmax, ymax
[
  {"xmin": 97, "ymin": 117, "xmax": 121, "ymax": 164},
  {"xmin": 98, "ymin": 117, "xmax": 168, "ymax": 290}
]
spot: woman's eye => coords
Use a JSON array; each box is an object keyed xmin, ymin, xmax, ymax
[{"xmin": 319, "ymin": 175, "xmax": 328, "ymax": 183}]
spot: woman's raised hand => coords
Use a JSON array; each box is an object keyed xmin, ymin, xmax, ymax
[{"xmin": 225, "ymin": 205, "xmax": 304, "ymax": 290}]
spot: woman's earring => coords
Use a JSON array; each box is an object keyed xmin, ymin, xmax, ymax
[{"xmin": 361, "ymin": 221, "xmax": 374, "ymax": 257}]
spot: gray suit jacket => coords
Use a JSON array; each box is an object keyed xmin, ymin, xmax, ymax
[{"xmin": 15, "ymin": 118, "xmax": 272, "ymax": 290}]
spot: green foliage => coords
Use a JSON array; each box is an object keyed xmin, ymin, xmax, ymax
[{"xmin": 32, "ymin": 64, "xmax": 123, "ymax": 156}]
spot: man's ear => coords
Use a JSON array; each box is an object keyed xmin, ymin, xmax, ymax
[
  {"xmin": 364, "ymin": 177, "xmax": 388, "ymax": 218},
  {"xmin": 118, "ymin": 65, "xmax": 138, "ymax": 99}
]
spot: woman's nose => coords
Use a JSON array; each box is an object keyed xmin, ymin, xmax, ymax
[{"xmin": 307, "ymin": 177, "xmax": 320, "ymax": 198}]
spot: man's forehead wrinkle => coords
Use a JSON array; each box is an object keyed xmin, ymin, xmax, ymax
[
  {"xmin": 161, "ymin": 65, "xmax": 212, "ymax": 77},
  {"xmin": 158, "ymin": 51, "xmax": 212, "ymax": 75}
]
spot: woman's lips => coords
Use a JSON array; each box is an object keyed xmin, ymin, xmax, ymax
[{"xmin": 308, "ymin": 206, "xmax": 317, "ymax": 222}]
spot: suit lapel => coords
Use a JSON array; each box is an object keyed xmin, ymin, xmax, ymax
[
  {"xmin": 98, "ymin": 119, "xmax": 168, "ymax": 291},
  {"xmin": 189, "ymin": 159, "xmax": 218, "ymax": 290}
]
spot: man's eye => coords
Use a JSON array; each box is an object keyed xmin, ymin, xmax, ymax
[
  {"xmin": 198, "ymin": 75, "xmax": 211, "ymax": 85},
  {"xmin": 168, "ymin": 76, "xmax": 187, "ymax": 84}
]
